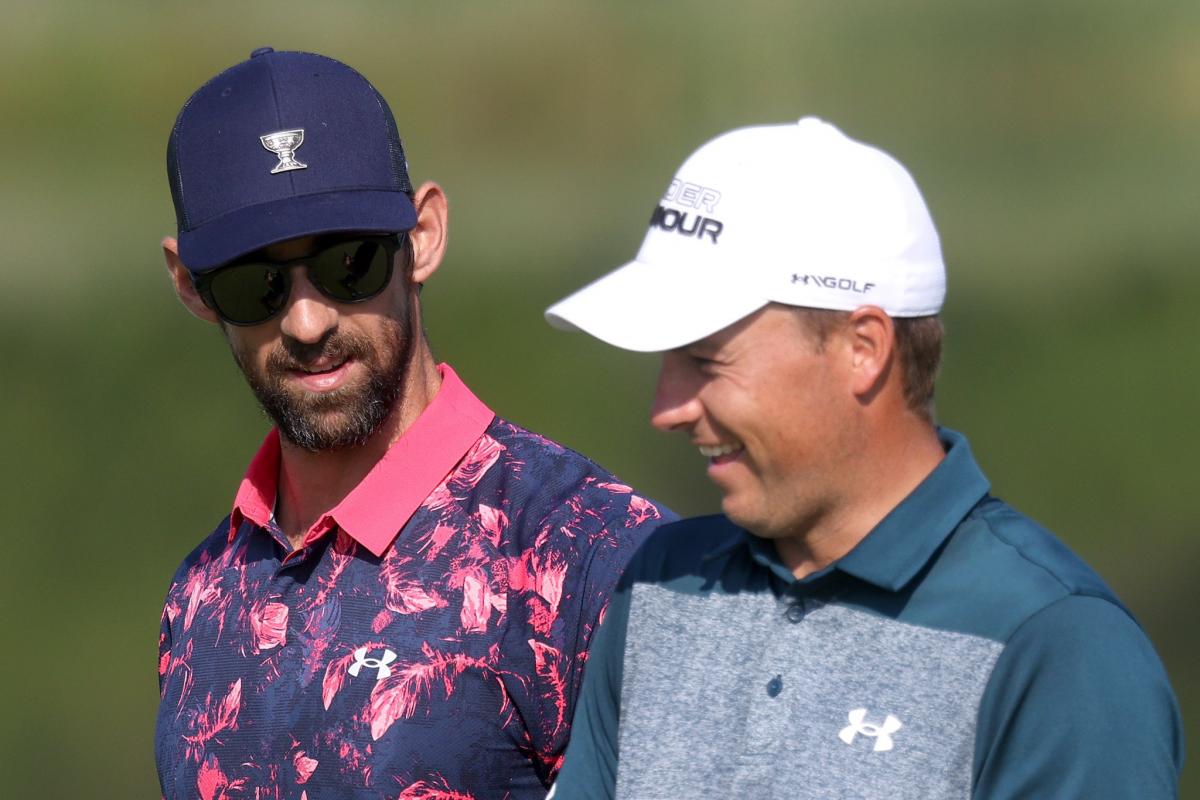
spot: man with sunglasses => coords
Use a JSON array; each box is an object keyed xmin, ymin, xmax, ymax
[{"xmin": 155, "ymin": 49, "xmax": 671, "ymax": 800}]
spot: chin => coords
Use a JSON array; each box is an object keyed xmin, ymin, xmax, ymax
[{"xmin": 721, "ymin": 498, "xmax": 759, "ymax": 534}]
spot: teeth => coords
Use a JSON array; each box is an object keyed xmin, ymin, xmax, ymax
[
  {"xmin": 698, "ymin": 443, "xmax": 742, "ymax": 458},
  {"xmin": 300, "ymin": 359, "xmax": 344, "ymax": 374}
]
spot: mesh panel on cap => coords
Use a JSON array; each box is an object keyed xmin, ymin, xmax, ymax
[
  {"xmin": 166, "ymin": 128, "xmax": 188, "ymax": 231},
  {"xmin": 369, "ymin": 86, "xmax": 413, "ymax": 195}
]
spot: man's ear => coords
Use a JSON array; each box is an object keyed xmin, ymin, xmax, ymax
[
  {"xmin": 845, "ymin": 305, "xmax": 896, "ymax": 403},
  {"xmin": 407, "ymin": 182, "xmax": 448, "ymax": 286},
  {"xmin": 162, "ymin": 237, "xmax": 220, "ymax": 325}
]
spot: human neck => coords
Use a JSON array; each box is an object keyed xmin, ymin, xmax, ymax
[
  {"xmin": 774, "ymin": 416, "xmax": 945, "ymax": 580},
  {"xmin": 273, "ymin": 349, "xmax": 441, "ymax": 550}
]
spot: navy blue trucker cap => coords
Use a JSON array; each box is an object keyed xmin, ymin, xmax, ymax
[{"xmin": 167, "ymin": 48, "xmax": 417, "ymax": 272}]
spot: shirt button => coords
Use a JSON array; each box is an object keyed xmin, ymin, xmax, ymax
[
  {"xmin": 785, "ymin": 602, "xmax": 806, "ymax": 623},
  {"xmin": 766, "ymin": 674, "xmax": 783, "ymax": 697}
]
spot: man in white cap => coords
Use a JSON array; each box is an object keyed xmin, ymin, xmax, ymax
[{"xmin": 543, "ymin": 118, "xmax": 1183, "ymax": 798}]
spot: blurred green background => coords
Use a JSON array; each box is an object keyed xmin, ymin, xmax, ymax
[{"xmin": 1, "ymin": 0, "xmax": 1196, "ymax": 795}]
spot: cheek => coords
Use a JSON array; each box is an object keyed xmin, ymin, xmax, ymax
[
  {"xmin": 224, "ymin": 325, "xmax": 279, "ymax": 370},
  {"xmin": 355, "ymin": 288, "xmax": 415, "ymax": 346},
  {"xmin": 379, "ymin": 279, "xmax": 415, "ymax": 322},
  {"xmin": 747, "ymin": 376, "xmax": 837, "ymax": 462}
]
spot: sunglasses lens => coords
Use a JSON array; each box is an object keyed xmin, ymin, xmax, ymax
[
  {"xmin": 207, "ymin": 263, "xmax": 289, "ymax": 325},
  {"xmin": 199, "ymin": 236, "xmax": 395, "ymax": 325},
  {"xmin": 309, "ymin": 239, "xmax": 393, "ymax": 303}
]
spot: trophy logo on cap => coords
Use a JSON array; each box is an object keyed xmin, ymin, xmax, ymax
[{"xmin": 260, "ymin": 129, "xmax": 308, "ymax": 174}]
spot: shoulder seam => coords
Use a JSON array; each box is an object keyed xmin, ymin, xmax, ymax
[
  {"xmin": 491, "ymin": 417, "xmax": 637, "ymax": 484},
  {"xmin": 973, "ymin": 505, "xmax": 1083, "ymax": 597},
  {"xmin": 1001, "ymin": 592, "xmax": 1139, "ymax": 646},
  {"xmin": 971, "ymin": 506, "xmax": 1136, "ymax": 640}
]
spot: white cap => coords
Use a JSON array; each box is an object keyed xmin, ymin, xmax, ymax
[{"xmin": 545, "ymin": 117, "xmax": 946, "ymax": 352}]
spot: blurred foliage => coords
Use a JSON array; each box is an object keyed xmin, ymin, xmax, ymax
[{"xmin": 0, "ymin": 0, "xmax": 1196, "ymax": 796}]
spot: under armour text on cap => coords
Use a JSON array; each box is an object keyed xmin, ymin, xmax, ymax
[
  {"xmin": 167, "ymin": 48, "xmax": 417, "ymax": 272},
  {"xmin": 545, "ymin": 117, "xmax": 946, "ymax": 352}
]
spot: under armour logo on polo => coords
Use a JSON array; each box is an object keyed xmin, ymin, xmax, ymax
[
  {"xmin": 839, "ymin": 708, "xmax": 903, "ymax": 752},
  {"xmin": 348, "ymin": 647, "xmax": 398, "ymax": 680}
]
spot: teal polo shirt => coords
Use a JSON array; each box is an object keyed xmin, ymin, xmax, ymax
[{"xmin": 551, "ymin": 429, "xmax": 1183, "ymax": 799}]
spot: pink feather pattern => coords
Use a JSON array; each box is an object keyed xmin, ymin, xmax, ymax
[
  {"xmin": 196, "ymin": 754, "xmax": 246, "ymax": 800},
  {"xmin": 528, "ymin": 640, "xmax": 569, "ymax": 740},
  {"xmin": 366, "ymin": 641, "xmax": 513, "ymax": 741},
  {"xmin": 321, "ymin": 650, "xmax": 358, "ymax": 711},
  {"xmin": 183, "ymin": 678, "xmax": 243, "ymax": 762},
  {"xmin": 381, "ymin": 553, "xmax": 446, "ymax": 615},
  {"xmin": 249, "ymin": 600, "xmax": 289, "ymax": 652},
  {"xmin": 293, "ymin": 750, "xmax": 318, "ymax": 784},
  {"xmin": 397, "ymin": 773, "xmax": 476, "ymax": 800}
]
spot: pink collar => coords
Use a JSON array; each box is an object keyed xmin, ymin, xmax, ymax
[{"xmin": 229, "ymin": 363, "xmax": 495, "ymax": 557}]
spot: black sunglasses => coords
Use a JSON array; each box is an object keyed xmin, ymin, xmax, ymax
[{"xmin": 192, "ymin": 234, "xmax": 404, "ymax": 326}]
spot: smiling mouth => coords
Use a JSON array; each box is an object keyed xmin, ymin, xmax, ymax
[
  {"xmin": 295, "ymin": 360, "xmax": 345, "ymax": 375},
  {"xmin": 698, "ymin": 442, "xmax": 744, "ymax": 463},
  {"xmin": 287, "ymin": 354, "xmax": 351, "ymax": 375},
  {"xmin": 284, "ymin": 357, "xmax": 356, "ymax": 392}
]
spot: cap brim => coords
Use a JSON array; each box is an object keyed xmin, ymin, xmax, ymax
[
  {"xmin": 545, "ymin": 258, "xmax": 768, "ymax": 352},
  {"xmin": 178, "ymin": 189, "xmax": 418, "ymax": 272}
]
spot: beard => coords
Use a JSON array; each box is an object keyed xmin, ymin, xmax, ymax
[{"xmin": 229, "ymin": 317, "xmax": 413, "ymax": 452}]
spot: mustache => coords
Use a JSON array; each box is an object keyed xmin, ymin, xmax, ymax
[{"xmin": 266, "ymin": 330, "xmax": 372, "ymax": 372}]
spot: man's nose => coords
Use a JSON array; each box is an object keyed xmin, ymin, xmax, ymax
[
  {"xmin": 277, "ymin": 268, "xmax": 339, "ymax": 344},
  {"xmin": 650, "ymin": 352, "xmax": 703, "ymax": 434}
]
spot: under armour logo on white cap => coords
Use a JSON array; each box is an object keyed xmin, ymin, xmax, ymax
[
  {"xmin": 839, "ymin": 707, "xmax": 903, "ymax": 752},
  {"xmin": 348, "ymin": 647, "xmax": 398, "ymax": 681}
]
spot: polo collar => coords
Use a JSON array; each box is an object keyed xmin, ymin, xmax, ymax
[
  {"xmin": 229, "ymin": 363, "xmax": 495, "ymax": 557},
  {"xmin": 833, "ymin": 427, "xmax": 989, "ymax": 591},
  {"xmin": 744, "ymin": 428, "xmax": 990, "ymax": 592}
]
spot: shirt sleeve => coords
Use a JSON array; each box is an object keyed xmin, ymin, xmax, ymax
[
  {"xmin": 546, "ymin": 574, "xmax": 632, "ymax": 800},
  {"xmin": 973, "ymin": 594, "xmax": 1184, "ymax": 799},
  {"xmin": 505, "ymin": 472, "xmax": 672, "ymax": 786}
]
